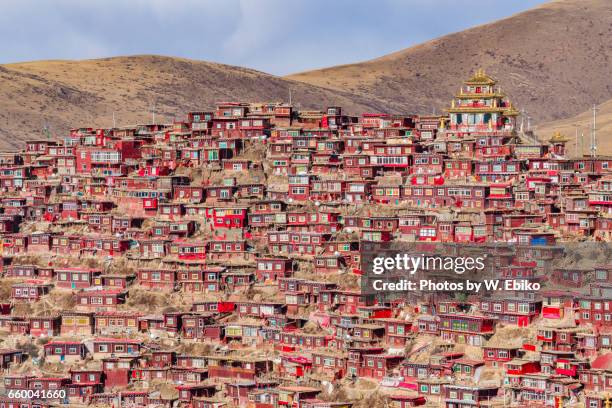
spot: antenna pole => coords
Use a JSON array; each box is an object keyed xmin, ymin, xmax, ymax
[
  {"xmin": 591, "ymin": 104, "xmax": 599, "ymax": 157},
  {"xmin": 573, "ymin": 124, "xmax": 579, "ymax": 158}
]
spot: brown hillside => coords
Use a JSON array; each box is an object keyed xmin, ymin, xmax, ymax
[
  {"xmin": 537, "ymin": 99, "xmax": 612, "ymax": 157},
  {"xmin": 288, "ymin": 0, "xmax": 612, "ymax": 127},
  {"xmin": 1, "ymin": 0, "xmax": 610, "ymax": 152},
  {"xmin": 0, "ymin": 55, "xmax": 390, "ymax": 149}
]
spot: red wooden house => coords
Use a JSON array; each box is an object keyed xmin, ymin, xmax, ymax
[
  {"xmin": 255, "ymin": 257, "xmax": 293, "ymax": 281},
  {"xmin": 11, "ymin": 281, "xmax": 52, "ymax": 301},
  {"xmin": 0, "ymin": 349, "xmax": 24, "ymax": 370},
  {"xmin": 177, "ymin": 267, "xmax": 223, "ymax": 293},
  {"xmin": 60, "ymin": 312, "xmax": 94, "ymax": 335},
  {"xmin": 137, "ymin": 269, "xmax": 177, "ymax": 290},
  {"xmin": 43, "ymin": 341, "xmax": 86, "ymax": 363},
  {"xmin": 91, "ymin": 338, "xmax": 143, "ymax": 358},
  {"xmin": 205, "ymin": 206, "xmax": 248, "ymax": 230},
  {"xmin": 479, "ymin": 297, "xmax": 541, "ymax": 326},
  {"xmin": 67, "ymin": 369, "xmax": 104, "ymax": 403},
  {"xmin": 443, "ymin": 384, "xmax": 498, "ymax": 408},
  {"xmin": 55, "ymin": 268, "xmax": 102, "ymax": 289},
  {"xmin": 358, "ymin": 354, "xmax": 403, "ymax": 380},
  {"xmin": 29, "ymin": 315, "xmax": 61, "ymax": 337},
  {"xmin": 170, "ymin": 240, "xmax": 207, "ymax": 261},
  {"xmin": 438, "ymin": 314, "xmax": 496, "ymax": 346},
  {"xmin": 207, "ymin": 239, "xmax": 248, "ymax": 261},
  {"xmin": 76, "ymin": 289, "xmax": 127, "ymax": 311},
  {"xmin": 207, "ymin": 355, "xmax": 273, "ymax": 380}
]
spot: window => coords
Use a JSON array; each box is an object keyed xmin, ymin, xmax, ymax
[{"xmin": 420, "ymin": 228, "xmax": 436, "ymax": 237}]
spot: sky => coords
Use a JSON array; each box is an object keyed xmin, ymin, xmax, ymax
[{"xmin": 0, "ymin": 0, "xmax": 548, "ymax": 76}]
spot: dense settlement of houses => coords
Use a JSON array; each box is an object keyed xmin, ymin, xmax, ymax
[{"xmin": 0, "ymin": 71, "xmax": 610, "ymax": 408}]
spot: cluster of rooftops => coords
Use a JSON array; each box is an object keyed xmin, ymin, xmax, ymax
[{"xmin": 0, "ymin": 71, "xmax": 610, "ymax": 407}]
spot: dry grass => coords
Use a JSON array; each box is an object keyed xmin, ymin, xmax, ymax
[
  {"xmin": 124, "ymin": 288, "xmax": 170, "ymax": 313},
  {"xmin": 35, "ymin": 290, "xmax": 76, "ymax": 314},
  {"xmin": 105, "ymin": 256, "xmax": 137, "ymax": 275},
  {"xmin": 174, "ymin": 342, "xmax": 214, "ymax": 356},
  {"xmin": 16, "ymin": 339, "xmax": 40, "ymax": 359},
  {"xmin": 0, "ymin": 278, "xmax": 17, "ymax": 300}
]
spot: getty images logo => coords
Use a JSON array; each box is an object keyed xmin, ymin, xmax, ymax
[{"xmin": 371, "ymin": 253, "xmax": 486, "ymax": 275}]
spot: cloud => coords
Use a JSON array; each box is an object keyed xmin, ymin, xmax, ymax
[
  {"xmin": 0, "ymin": 0, "xmax": 548, "ymax": 74},
  {"xmin": 222, "ymin": 0, "xmax": 304, "ymax": 63}
]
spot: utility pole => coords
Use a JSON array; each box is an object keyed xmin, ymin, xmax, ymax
[
  {"xmin": 150, "ymin": 101, "xmax": 156, "ymax": 124},
  {"xmin": 591, "ymin": 104, "xmax": 599, "ymax": 157},
  {"xmin": 527, "ymin": 116, "xmax": 531, "ymax": 132},
  {"xmin": 573, "ymin": 124, "xmax": 579, "ymax": 158},
  {"xmin": 112, "ymin": 112, "xmax": 116, "ymax": 128}
]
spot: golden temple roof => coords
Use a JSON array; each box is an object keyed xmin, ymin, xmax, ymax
[
  {"xmin": 465, "ymin": 69, "xmax": 496, "ymax": 85},
  {"xmin": 549, "ymin": 131, "xmax": 570, "ymax": 144}
]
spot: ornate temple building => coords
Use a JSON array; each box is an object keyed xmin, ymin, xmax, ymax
[
  {"xmin": 548, "ymin": 131, "xmax": 571, "ymax": 157},
  {"xmin": 446, "ymin": 69, "xmax": 519, "ymax": 136}
]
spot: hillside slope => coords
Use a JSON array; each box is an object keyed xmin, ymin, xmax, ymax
[
  {"xmin": 0, "ymin": 55, "xmax": 392, "ymax": 149},
  {"xmin": 288, "ymin": 0, "xmax": 612, "ymax": 129},
  {"xmin": 537, "ymin": 99, "xmax": 612, "ymax": 157}
]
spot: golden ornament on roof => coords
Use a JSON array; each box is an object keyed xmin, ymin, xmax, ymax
[
  {"xmin": 466, "ymin": 68, "xmax": 496, "ymax": 85},
  {"xmin": 549, "ymin": 131, "xmax": 569, "ymax": 144}
]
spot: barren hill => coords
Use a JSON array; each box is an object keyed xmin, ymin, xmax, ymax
[
  {"xmin": 537, "ymin": 99, "xmax": 612, "ymax": 157},
  {"xmin": 288, "ymin": 0, "xmax": 612, "ymax": 131},
  {"xmin": 0, "ymin": 55, "xmax": 391, "ymax": 149}
]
